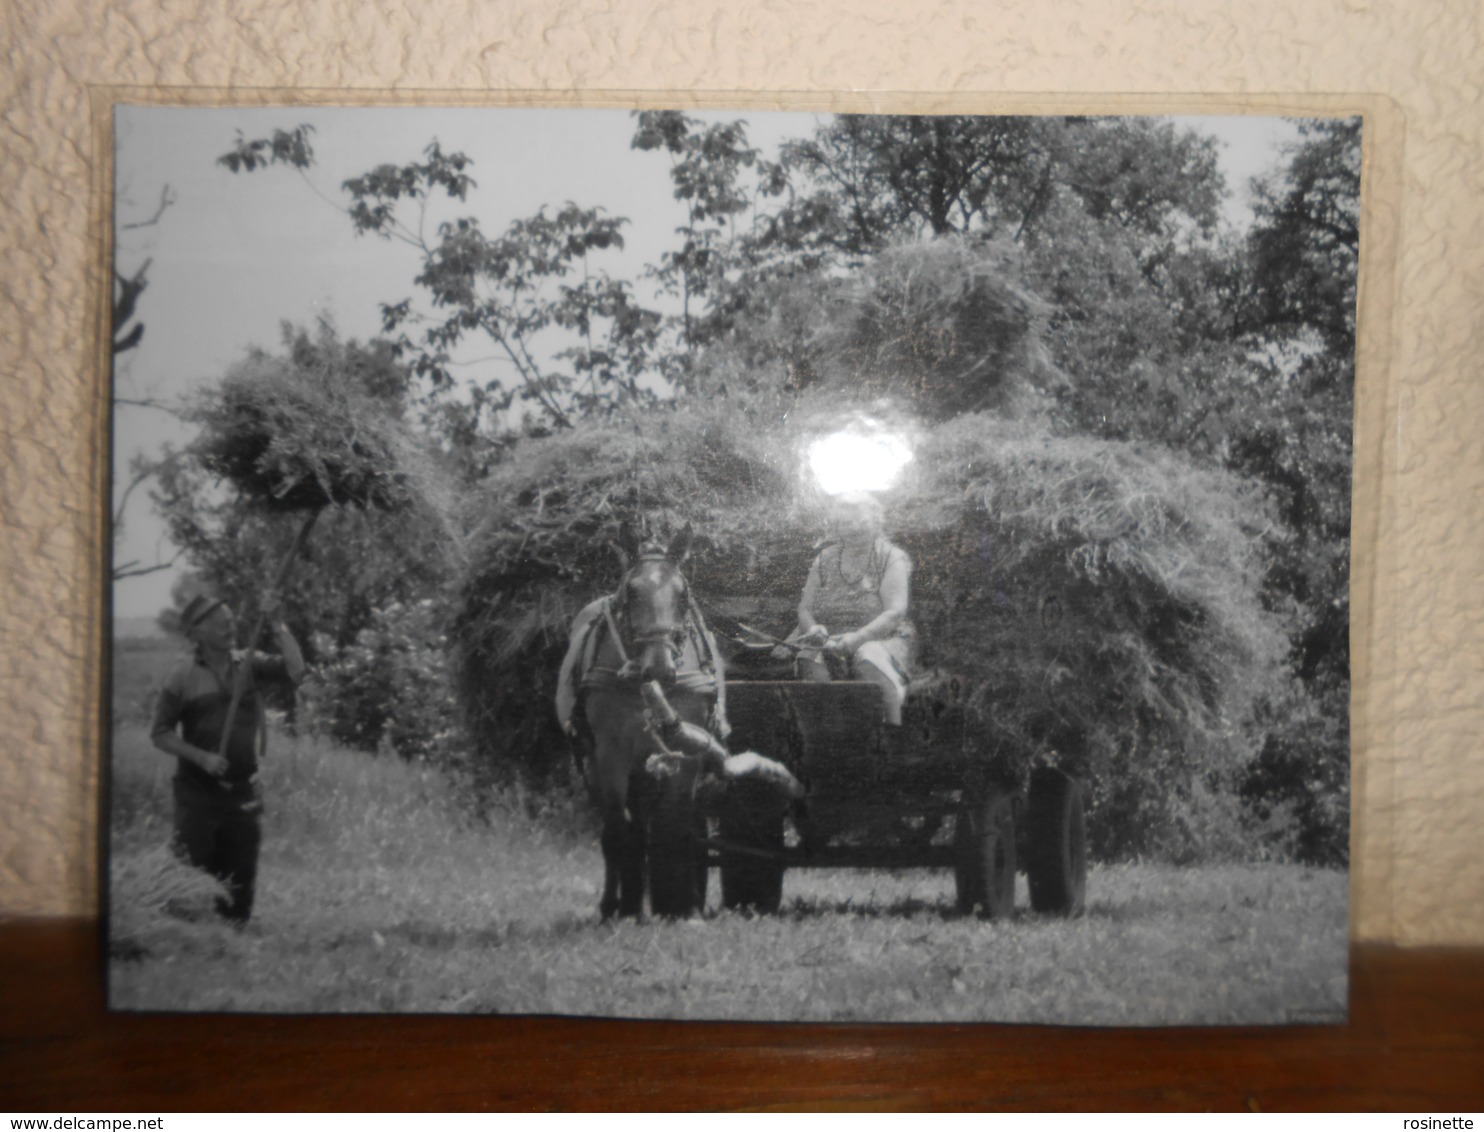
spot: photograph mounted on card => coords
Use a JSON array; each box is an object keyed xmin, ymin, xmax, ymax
[{"xmin": 107, "ymin": 94, "xmax": 1362, "ymax": 1023}]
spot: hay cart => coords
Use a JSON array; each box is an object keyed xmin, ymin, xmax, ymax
[{"xmin": 689, "ymin": 678, "xmax": 1088, "ymax": 919}]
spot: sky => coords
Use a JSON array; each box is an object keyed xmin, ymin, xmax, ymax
[{"xmin": 111, "ymin": 105, "xmax": 1303, "ymax": 622}]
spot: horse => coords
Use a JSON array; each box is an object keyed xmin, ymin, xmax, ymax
[{"xmin": 557, "ymin": 520, "xmax": 726, "ymax": 919}]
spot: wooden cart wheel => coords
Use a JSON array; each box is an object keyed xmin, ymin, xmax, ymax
[
  {"xmin": 954, "ymin": 788, "xmax": 1017, "ymax": 920},
  {"xmin": 718, "ymin": 781, "xmax": 785, "ymax": 914},
  {"xmin": 1024, "ymin": 767, "xmax": 1087, "ymax": 916},
  {"xmin": 647, "ymin": 770, "xmax": 706, "ymax": 918}
]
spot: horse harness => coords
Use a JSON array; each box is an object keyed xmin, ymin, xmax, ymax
[{"xmin": 573, "ymin": 561, "xmax": 723, "ymax": 700}]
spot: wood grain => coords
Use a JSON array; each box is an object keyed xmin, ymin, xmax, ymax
[{"xmin": 2, "ymin": 920, "xmax": 1481, "ymax": 1111}]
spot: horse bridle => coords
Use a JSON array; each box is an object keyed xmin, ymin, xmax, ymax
[{"xmin": 604, "ymin": 552, "xmax": 693, "ymax": 674}]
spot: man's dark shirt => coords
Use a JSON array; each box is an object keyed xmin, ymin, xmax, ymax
[{"xmin": 151, "ymin": 649, "xmax": 290, "ymax": 795}]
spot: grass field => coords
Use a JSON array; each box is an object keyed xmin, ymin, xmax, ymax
[{"xmin": 108, "ymin": 710, "xmax": 1348, "ymax": 1024}]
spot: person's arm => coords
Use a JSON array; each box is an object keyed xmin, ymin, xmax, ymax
[
  {"xmin": 150, "ymin": 671, "xmax": 228, "ymax": 777},
  {"xmin": 833, "ymin": 549, "xmax": 910, "ymax": 655},
  {"xmin": 795, "ymin": 558, "xmax": 829, "ymax": 645},
  {"xmin": 270, "ymin": 618, "xmax": 305, "ymax": 684},
  {"xmin": 256, "ymin": 593, "xmax": 306, "ymax": 684}
]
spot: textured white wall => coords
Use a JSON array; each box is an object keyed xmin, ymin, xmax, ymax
[{"xmin": 1, "ymin": 0, "xmax": 1479, "ymax": 945}]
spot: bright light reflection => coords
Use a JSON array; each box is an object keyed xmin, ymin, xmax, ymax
[{"xmin": 807, "ymin": 430, "xmax": 913, "ymax": 495}]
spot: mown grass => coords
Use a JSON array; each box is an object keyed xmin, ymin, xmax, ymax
[{"xmin": 108, "ymin": 717, "xmax": 1348, "ymax": 1024}]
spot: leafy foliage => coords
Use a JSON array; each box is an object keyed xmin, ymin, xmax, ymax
[
  {"xmin": 1245, "ymin": 119, "xmax": 1360, "ymax": 358},
  {"xmin": 1222, "ymin": 121, "xmax": 1359, "ymax": 866},
  {"xmin": 217, "ymin": 125, "xmax": 317, "ymax": 173},
  {"xmin": 631, "ymin": 110, "xmax": 787, "ymax": 375},
  {"xmin": 341, "ymin": 140, "xmax": 476, "ymax": 236},
  {"xmin": 301, "ymin": 599, "xmax": 466, "ymax": 765},
  {"xmin": 769, "ymin": 115, "xmax": 1220, "ymax": 256},
  {"xmin": 220, "ymin": 130, "xmax": 663, "ymax": 436},
  {"xmin": 396, "ymin": 203, "xmax": 661, "ymax": 425}
]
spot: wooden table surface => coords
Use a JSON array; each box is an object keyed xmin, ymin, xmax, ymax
[{"xmin": 2, "ymin": 920, "xmax": 1481, "ymax": 1111}]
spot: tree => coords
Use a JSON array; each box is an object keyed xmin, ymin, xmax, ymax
[
  {"xmin": 1216, "ymin": 121, "xmax": 1360, "ymax": 865},
  {"xmin": 630, "ymin": 111, "xmax": 786, "ymax": 378},
  {"xmin": 219, "ymin": 128, "xmax": 663, "ymax": 439},
  {"xmin": 773, "ymin": 115, "xmax": 1046, "ymax": 252},
  {"xmin": 112, "ymin": 182, "xmax": 177, "ymax": 356},
  {"xmin": 764, "ymin": 115, "xmax": 1220, "ymax": 257},
  {"xmin": 1244, "ymin": 119, "xmax": 1360, "ymax": 363}
]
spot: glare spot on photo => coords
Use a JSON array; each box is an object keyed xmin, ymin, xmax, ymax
[{"xmin": 807, "ymin": 429, "xmax": 913, "ymax": 495}]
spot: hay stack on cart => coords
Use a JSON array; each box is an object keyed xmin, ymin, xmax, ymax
[{"xmin": 451, "ymin": 392, "xmax": 1287, "ymax": 864}]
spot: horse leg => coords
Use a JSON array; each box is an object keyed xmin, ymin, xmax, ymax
[
  {"xmin": 616, "ymin": 769, "xmax": 649, "ymax": 918},
  {"xmin": 597, "ymin": 761, "xmax": 648, "ymax": 920},
  {"xmin": 599, "ymin": 805, "xmax": 646, "ymax": 920},
  {"xmin": 598, "ymin": 804, "xmax": 626, "ymax": 921},
  {"xmin": 594, "ymin": 731, "xmax": 631, "ymax": 920}
]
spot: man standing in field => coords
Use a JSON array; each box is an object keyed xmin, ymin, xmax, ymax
[{"xmin": 151, "ymin": 593, "xmax": 304, "ymax": 925}]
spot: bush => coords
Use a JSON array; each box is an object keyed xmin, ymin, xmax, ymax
[
  {"xmin": 301, "ymin": 599, "xmax": 468, "ymax": 766},
  {"xmin": 1240, "ymin": 680, "xmax": 1350, "ymax": 866}
]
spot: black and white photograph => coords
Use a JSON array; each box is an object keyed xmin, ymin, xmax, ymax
[{"xmin": 108, "ymin": 102, "xmax": 1356, "ymax": 1023}]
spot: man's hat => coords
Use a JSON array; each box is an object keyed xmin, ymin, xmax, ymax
[{"xmin": 181, "ymin": 594, "xmax": 226, "ymax": 628}]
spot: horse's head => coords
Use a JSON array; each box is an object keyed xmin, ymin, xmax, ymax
[{"xmin": 613, "ymin": 521, "xmax": 695, "ymax": 685}]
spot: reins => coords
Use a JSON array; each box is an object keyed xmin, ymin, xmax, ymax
[{"xmin": 689, "ymin": 596, "xmax": 809, "ymax": 654}]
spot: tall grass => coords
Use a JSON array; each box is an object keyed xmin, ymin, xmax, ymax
[
  {"xmin": 110, "ymin": 716, "xmax": 1347, "ymax": 1022},
  {"xmin": 109, "ymin": 717, "xmax": 598, "ymax": 968}
]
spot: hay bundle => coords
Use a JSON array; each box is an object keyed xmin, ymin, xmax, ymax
[
  {"xmin": 109, "ymin": 844, "xmax": 230, "ymax": 958},
  {"xmin": 808, "ymin": 238, "xmax": 1062, "ymax": 420},
  {"xmin": 694, "ymin": 237, "xmax": 1060, "ymax": 420},
  {"xmin": 185, "ymin": 334, "xmax": 452, "ymax": 522},
  {"xmin": 895, "ymin": 416, "xmax": 1288, "ymax": 853}
]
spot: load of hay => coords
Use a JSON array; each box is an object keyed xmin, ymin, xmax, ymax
[
  {"xmin": 184, "ymin": 327, "xmax": 456, "ymax": 528},
  {"xmin": 451, "ymin": 392, "xmax": 1288, "ymax": 857},
  {"xmin": 704, "ymin": 238, "xmax": 1062, "ymax": 421},
  {"xmin": 898, "ymin": 416, "xmax": 1289, "ymax": 857}
]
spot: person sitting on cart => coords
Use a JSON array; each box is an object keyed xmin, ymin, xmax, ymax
[{"xmin": 790, "ymin": 494, "xmax": 914, "ymax": 725}]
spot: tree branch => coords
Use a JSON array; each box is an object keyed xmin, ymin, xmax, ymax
[
  {"xmin": 113, "ymin": 396, "xmax": 183, "ymax": 417},
  {"xmin": 120, "ymin": 185, "xmax": 176, "ymax": 231},
  {"xmin": 112, "ymin": 552, "xmax": 184, "ymax": 582}
]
